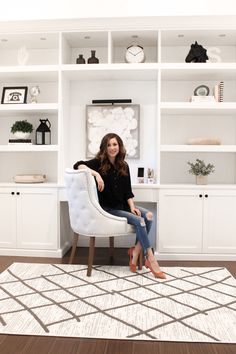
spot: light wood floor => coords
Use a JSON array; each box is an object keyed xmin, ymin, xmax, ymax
[{"xmin": 0, "ymin": 248, "xmax": 236, "ymax": 354}]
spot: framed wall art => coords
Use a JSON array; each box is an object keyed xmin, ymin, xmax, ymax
[
  {"xmin": 1, "ymin": 86, "xmax": 28, "ymax": 104},
  {"xmin": 86, "ymin": 104, "xmax": 140, "ymax": 158}
]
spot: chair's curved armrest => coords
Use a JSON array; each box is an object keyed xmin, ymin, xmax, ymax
[{"xmin": 92, "ymin": 199, "xmax": 128, "ymax": 222}]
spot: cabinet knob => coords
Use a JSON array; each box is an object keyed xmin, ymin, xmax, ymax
[
  {"xmin": 11, "ymin": 191, "xmax": 15, "ymax": 195},
  {"xmin": 205, "ymin": 194, "xmax": 208, "ymax": 198},
  {"xmin": 199, "ymin": 194, "xmax": 202, "ymax": 198},
  {"xmin": 16, "ymin": 192, "xmax": 20, "ymax": 195}
]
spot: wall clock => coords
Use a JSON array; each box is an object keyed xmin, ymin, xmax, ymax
[{"xmin": 125, "ymin": 45, "xmax": 145, "ymax": 63}]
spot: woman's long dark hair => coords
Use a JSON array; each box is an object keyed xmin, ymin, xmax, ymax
[{"xmin": 96, "ymin": 133, "xmax": 128, "ymax": 176}]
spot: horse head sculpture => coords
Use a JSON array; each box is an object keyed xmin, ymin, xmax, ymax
[{"xmin": 185, "ymin": 41, "xmax": 209, "ymax": 63}]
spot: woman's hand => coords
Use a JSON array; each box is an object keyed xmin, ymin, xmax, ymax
[
  {"xmin": 130, "ymin": 206, "xmax": 141, "ymax": 216},
  {"xmin": 127, "ymin": 198, "xmax": 141, "ymax": 216},
  {"xmin": 95, "ymin": 173, "xmax": 104, "ymax": 192}
]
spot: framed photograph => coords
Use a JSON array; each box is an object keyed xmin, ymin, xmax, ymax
[
  {"xmin": 86, "ymin": 104, "xmax": 140, "ymax": 158},
  {"xmin": 1, "ymin": 86, "xmax": 28, "ymax": 104}
]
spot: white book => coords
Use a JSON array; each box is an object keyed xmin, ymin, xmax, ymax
[
  {"xmin": 214, "ymin": 84, "xmax": 219, "ymax": 102},
  {"xmin": 219, "ymin": 81, "xmax": 224, "ymax": 102},
  {"xmin": 8, "ymin": 142, "xmax": 33, "ymax": 145},
  {"xmin": 191, "ymin": 96, "xmax": 216, "ymax": 102},
  {"xmin": 213, "ymin": 81, "xmax": 224, "ymax": 102}
]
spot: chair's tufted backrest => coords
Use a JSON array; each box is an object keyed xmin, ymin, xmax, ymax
[{"xmin": 65, "ymin": 168, "xmax": 130, "ymax": 237}]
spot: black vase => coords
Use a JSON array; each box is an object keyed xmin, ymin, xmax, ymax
[
  {"xmin": 87, "ymin": 50, "xmax": 99, "ymax": 64},
  {"xmin": 76, "ymin": 54, "xmax": 85, "ymax": 64}
]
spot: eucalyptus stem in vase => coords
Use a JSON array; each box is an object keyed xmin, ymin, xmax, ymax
[{"xmin": 187, "ymin": 159, "xmax": 215, "ymax": 185}]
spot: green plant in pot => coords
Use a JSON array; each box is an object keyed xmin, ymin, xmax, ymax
[
  {"xmin": 11, "ymin": 120, "xmax": 33, "ymax": 140},
  {"xmin": 187, "ymin": 159, "xmax": 215, "ymax": 185}
]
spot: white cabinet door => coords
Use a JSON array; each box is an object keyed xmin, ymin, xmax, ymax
[
  {"xmin": 203, "ymin": 190, "xmax": 236, "ymax": 253},
  {"xmin": 158, "ymin": 189, "xmax": 203, "ymax": 253},
  {"xmin": 0, "ymin": 188, "xmax": 17, "ymax": 248},
  {"xmin": 17, "ymin": 188, "xmax": 58, "ymax": 250}
]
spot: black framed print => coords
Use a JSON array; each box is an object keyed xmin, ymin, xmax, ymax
[{"xmin": 1, "ymin": 86, "xmax": 28, "ymax": 104}]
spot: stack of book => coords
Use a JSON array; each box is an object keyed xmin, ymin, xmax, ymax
[
  {"xmin": 13, "ymin": 174, "xmax": 46, "ymax": 183},
  {"xmin": 190, "ymin": 95, "xmax": 216, "ymax": 102},
  {"xmin": 8, "ymin": 139, "xmax": 32, "ymax": 145},
  {"xmin": 213, "ymin": 81, "xmax": 224, "ymax": 102}
]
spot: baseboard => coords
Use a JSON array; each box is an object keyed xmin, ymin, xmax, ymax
[
  {"xmin": 155, "ymin": 252, "xmax": 236, "ymax": 261},
  {"xmin": 0, "ymin": 248, "xmax": 65, "ymax": 258}
]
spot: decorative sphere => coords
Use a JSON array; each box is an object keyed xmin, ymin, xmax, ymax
[
  {"xmin": 30, "ymin": 86, "xmax": 40, "ymax": 97},
  {"xmin": 29, "ymin": 86, "xmax": 40, "ymax": 103}
]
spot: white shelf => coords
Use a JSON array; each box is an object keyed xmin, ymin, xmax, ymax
[
  {"xmin": 0, "ymin": 32, "xmax": 58, "ymax": 46},
  {"xmin": 159, "ymin": 183, "xmax": 236, "ymax": 189},
  {"xmin": 161, "ymin": 102, "xmax": 236, "ymax": 115},
  {"xmin": 132, "ymin": 183, "xmax": 160, "ymax": 189},
  {"xmin": 161, "ymin": 30, "xmax": 236, "ymax": 46},
  {"xmin": 0, "ymin": 182, "xmax": 59, "ymax": 187},
  {"xmin": 0, "ymin": 103, "xmax": 58, "ymax": 116},
  {"xmin": 0, "ymin": 145, "xmax": 58, "ymax": 152},
  {"xmin": 0, "ymin": 65, "xmax": 58, "ymax": 81},
  {"xmin": 161, "ymin": 63, "xmax": 236, "ymax": 80},
  {"xmin": 161, "ymin": 145, "xmax": 236, "ymax": 152},
  {"xmin": 61, "ymin": 63, "xmax": 159, "ymax": 81}
]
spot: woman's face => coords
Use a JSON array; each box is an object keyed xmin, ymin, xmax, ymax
[{"xmin": 107, "ymin": 137, "xmax": 119, "ymax": 159}]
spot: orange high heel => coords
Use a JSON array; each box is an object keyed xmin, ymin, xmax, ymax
[
  {"xmin": 145, "ymin": 259, "xmax": 166, "ymax": 279},
  {"xmin": 128, "ymin": 247, "xmax": 137, "ymax": 273}
]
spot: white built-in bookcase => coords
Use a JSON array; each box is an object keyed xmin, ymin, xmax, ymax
[
  {"xmin": 0, "ymin": 32, "xmax": 59, "ymax": 184},
  {"xmin": 1, "ymin": 28, "xmax": 236, "ymax": 186}
]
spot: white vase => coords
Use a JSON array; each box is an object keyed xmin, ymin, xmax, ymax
[
  {"xmin": 13, "ymin": 131, "xmax": 31, "ymax": 140},
  {"xmin": 196, "ymin": 175, "xmax": 207, "ymax": 185}
]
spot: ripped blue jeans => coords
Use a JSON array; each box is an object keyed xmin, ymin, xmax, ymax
[{"xmin": 103, "ymin": 206, "xmax": 152, "ymax": 256}]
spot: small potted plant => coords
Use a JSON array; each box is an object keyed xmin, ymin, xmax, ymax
[
  {"xmin": 11, "ymin": 119, "xmax": 33, "ymax": 140},
  {"xmin": 187, "ymin": 158, "xmax": 215, "ymax": 184}
]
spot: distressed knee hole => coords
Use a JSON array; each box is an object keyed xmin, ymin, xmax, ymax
[
  {"xmin": 140, "ymin": 217, "xmax": 146, "ymax": 226},
  {"xmin": 146, "ymin": 212, "xmax": 153, "ymax": 221}
]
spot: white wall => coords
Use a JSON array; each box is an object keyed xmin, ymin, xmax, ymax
[{"xmin": 1, "ymin": 0, "xmax": 236, "ymax": 21}]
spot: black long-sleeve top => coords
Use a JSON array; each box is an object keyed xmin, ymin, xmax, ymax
[{"xmin": 73, "ymin": 158, "xmax": 134, "ymax": 211}]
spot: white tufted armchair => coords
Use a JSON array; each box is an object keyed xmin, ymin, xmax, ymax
[{"xmin": 65, "ymin": 168, "xmax": 140, "ymax": 276}]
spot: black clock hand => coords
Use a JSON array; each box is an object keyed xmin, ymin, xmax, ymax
[
  {"xmin": 134, "ymin": 50, "xmax": 143, "ymax": 56},
  {"xmin": 128, "ymin": 50, "xmax": 136, "ymax": 56}
]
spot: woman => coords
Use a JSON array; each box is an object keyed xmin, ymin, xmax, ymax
[{"xmin": 73, "ymin": 133, "xmax": 166, "ymax": 279}]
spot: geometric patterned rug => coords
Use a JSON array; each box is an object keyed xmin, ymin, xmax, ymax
[{"xmin": 0, "ymin": 263, "xmax": 236, "ymax": 343}]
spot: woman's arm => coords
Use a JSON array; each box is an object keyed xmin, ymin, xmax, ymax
[
  {"xmin": 74, "ymin": 160, "xmax": 104, "ymax": 192},
  {"xmin": 124, "ymin": 164, "xmax": 134, "ymax": 199},
  {"xmin": 124, "ymin": 164, "xmax": 138, "ymax": 214},
  {"xmin": 78, "ymin": 164, "xmax": 104, "ymax": 192},
  {"xmin": 127, "ymin": 198, "xmax": 141, "ymax": 216}
]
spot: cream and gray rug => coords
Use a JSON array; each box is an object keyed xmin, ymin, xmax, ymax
[{"xmin": 0, "ymin": 263, "xmax": 236, "ymax": 342}]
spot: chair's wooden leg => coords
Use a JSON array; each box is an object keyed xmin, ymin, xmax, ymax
[
  {"xmin": 69, "ymin": 233, "xmax": 79, "ymax": 264},
  {"xmin": 138, "ymin": 250, "xmax": 143, "ymax": 270},
  {"xmin": 109, "ymin": 236, "xmax": 114, "ymax": 262},
  {"xmin": 87, "ymin": 237, "xmax": 95, "ymax": 276}
]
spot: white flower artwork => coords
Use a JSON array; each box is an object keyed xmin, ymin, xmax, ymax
[{"xmin": 86, "ymin": 104, "xmax": 140, "ymax": 158}]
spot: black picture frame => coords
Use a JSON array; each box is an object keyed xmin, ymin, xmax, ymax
[{"xmin": 1, "ymin": 86, "xmax": 28, "ymax": 104}]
